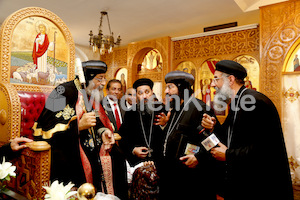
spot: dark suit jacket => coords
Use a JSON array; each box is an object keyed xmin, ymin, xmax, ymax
[{"xmin": 102, "ymin": 96, "xmax": 125, "ymax": 132}]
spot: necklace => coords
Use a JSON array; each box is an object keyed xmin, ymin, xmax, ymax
[
  {"xmin": 163, "ymin": 96, "xmax": 194, "ymax": 156},
  {"xmin": 227, "ymin": 87, "xmax": 247, "ymax": 148},
  {"xmin": 139, "ymin": 111, "xmax": 154, "ymax": 157}
]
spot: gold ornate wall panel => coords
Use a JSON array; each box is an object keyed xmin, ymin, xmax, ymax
[
  {"xmin": 102, "ymin": 37, "xmax": 171, "ymax": 89},
  {"xmin": 127, "ymin": 37, "xmax": 171, "ymax": 89},
  {"xmin": 260, "ymin": 0, "xmax": 300, "ymax": 117},
  {"xmin": 173, "ymin": 28, "xmax": 259, "ymax": 62},
  {"xmin": 0, "ymin": 7, "xmax": 75, "ymax": 92},
  {"xmin": 172, "ymin": 28, "xmax": 260, "ymax": 87},
  {"xmin": 101, "ymin": 47, "xmax": 128, "ymax": 83},
  {"xmin": 113, "ymin": 47, "xmax": 128, "ymax": 66}
]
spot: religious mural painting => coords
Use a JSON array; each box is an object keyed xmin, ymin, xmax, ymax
[
  {"xmin": 176, "ymin": 61, "xmax": 197, "ymax": 92},
  {"xmin": 199, "ymin": 58, "xmax": 226, "ymax": 116},
  {"xmin": 136, "ymin": 48, "xmax": 163, "ymax": 101},
  {"xmin": 234, "ymin": 55, "xmax": 259, "ymax": 91},
  {"xmin": 10, "ymin": 16, "xmax": 68, "ymax": 86},
  {"xmin": 115, "ymin": 68, "xmax": 128, "ymax": 96},
  {"xmin": 283, "ymin": 43, "xmax": 300, "ymax": 72},
  {"xmin": 138, "ymin": 49, "xmax": 162, "ymax": 73}
]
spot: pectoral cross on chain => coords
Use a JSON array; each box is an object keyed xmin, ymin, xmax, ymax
[{"xmin": 148, "ymin": 148, "xmax": 153, "ymax": 157}]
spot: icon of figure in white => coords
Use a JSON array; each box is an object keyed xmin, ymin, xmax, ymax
[{"xmin": 32, "ymin": 22, "xmax": 54, "ymax": 73}]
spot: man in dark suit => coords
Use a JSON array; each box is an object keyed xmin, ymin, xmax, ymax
[{"xmin": 102, "ymin": 79, "xmax": 125, "ymax": 133}]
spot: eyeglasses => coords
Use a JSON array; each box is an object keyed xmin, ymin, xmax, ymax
[
  {"xmin": 212, "ymin": 74, "xmax": 231, "ymax": 83},
  {"xmin": 212, "ymin": 77, "xmax": 221, "ymax": 83},
  {"xmin": 94, "ymin": 77, "xmax": 107, "ymax": 82}
]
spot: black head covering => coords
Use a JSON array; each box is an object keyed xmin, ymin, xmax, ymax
[
  {"xmin": 165, "ymin": 71, "xmax": 194, "ymax": 98},
  {"xmin": 82, "ymin": 60, "xmax": 107, "ymax": 83},
  {"xmin": 215, "ymin": 60, "xmax": 247, "ymax": 79},
  {"xmin": 165, "ymin": 71, "xmax": 194, "ymax": 86},
  {"xmin": 133, "ymin": 78, "xmax": 154, "ymax": 90}
]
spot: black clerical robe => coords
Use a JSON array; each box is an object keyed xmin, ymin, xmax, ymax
[
  {"xmin": 219, "ymin": 86, "xmax": 293, "ymax": 200},
  {"xmin": 159, "ymin": 96, "xmax": 219, "ymax": 200},
  {"xmin": 0, "ymin": 143, "xmax": 19, "ymax": 161},
  {"xmin": 118, "ymin": 103, "xmax": 165, "ymax": 166},
  {"xmin": 33, "ymin": 79, "xmax": 128, "ymax": 200}
]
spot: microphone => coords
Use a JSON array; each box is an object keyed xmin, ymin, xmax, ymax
[{"xmin": 197, "ymin": 125, "xmax": 220, "ymax": 151}]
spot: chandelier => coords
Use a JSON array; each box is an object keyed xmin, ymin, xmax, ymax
[{"xmin": 89, "ymin": 11, "xmax": 121, "ymax": 55}]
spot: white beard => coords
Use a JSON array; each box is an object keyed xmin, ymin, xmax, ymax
[
  {"xmin": 86, "ymin": 80, "xmax": 104, "ymax": 110},
  {"xmin": 213, "ymin": 78, "xmax": 234, "ymax": 112}
]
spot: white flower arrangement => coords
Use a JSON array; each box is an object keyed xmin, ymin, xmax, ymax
[
  {"xmin": 43, "ymin": 180, "xmax": 77, "ymax": 200},
  {"xmin": 0, "ymin": 157, "xmax": 16, "ymax": 190},
  {"xmin": 0, "ymin": 157, "xmax": 16, "ymax": 181}
]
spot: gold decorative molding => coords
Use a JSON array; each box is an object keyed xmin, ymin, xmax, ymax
[
  {"xmin": 173, "ymin": 28, "xmax": 259, "ymax": 60},
  {"xmin": 0, "ymin": 109, "xmax": 7, "ymax": 125},
  {"xmin": 113, "ymin": 47, "xmax": 128, "ymax": 66},
  {"xmin": 127, "ymin": 37, "xmax": 171, "ymax": 88},
  {"xmin": 101, "ymin": 47, "xmax": 128, "ymax": 83},
  {"xmin": 260, "ymin": 0, "xmax": 300, "ymax": 117},
  {"xmin": 0, "ymin": 7, "xmax": 75, "ymax": 91},
  {"xmin": 101, "ymin": 37, "xmax": 171, "ymax": 89},
  {"xmin": 283, "ymin": 87, "xmax": 300, "ymax": 103},
  {"xmin": 0, "ymin": 82, "xmax": 21, "ymax": 142},
  {"xmin": 27, "ymin": 141, "xmax": 51, "ymax": 151}
]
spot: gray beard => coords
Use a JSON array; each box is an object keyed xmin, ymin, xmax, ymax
[
  {"xmin": 86, "ymin": 80, "xmax": 104, "ymax": 110},
  {"xmin": 213, "ymin": 79, "xmax": 234, "ymax": 110}
]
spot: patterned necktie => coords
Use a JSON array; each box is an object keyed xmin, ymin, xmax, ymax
[{"xmin": 113, "ymin": 103, "xmax": 121, "ymax": 130}]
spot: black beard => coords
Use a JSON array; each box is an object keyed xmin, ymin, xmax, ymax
[{"xmin": 138, "ymin": 100, "xmax": 154, "ymax": 115}]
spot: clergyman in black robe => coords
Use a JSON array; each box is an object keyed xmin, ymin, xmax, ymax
[
  {"xmin": 159, "ymin": 71, "xmax": 220, "ymax": 200},
  {"xmin": 33, "ymin": 60, "xmax": 128, "ymax": 200},
  {"xmin": 202, "ymin": 60, "xmax": 293, "ymax": 200},
  {"xmin": 119, "ymin": 78, "xmax": 165, "ymax": 166}
]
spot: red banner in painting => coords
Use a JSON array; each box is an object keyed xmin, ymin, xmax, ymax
[{"xmin": 206, "ymin": 60, "xmax": 218, "ymax": 74}]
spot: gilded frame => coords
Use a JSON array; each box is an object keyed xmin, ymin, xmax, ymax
[{"xmin": 0, "ymin": 7, "xmax": 75, "ymax": 93}]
